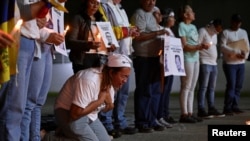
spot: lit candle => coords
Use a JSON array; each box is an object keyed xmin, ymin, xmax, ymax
[
  {"xmin": 246, "ymin": 120, "xmax": 250, "ymax": 125},
  {"xmin": 10, "ymin": 19, "xmax": 23, "ymax": 36},
  {"xmin": 96, "ymin": 33, "xmax": 101, "ymax": 42},
  {"xmin": 209, "ymin": 41, "xmax": 213, "ymax": 45},
  {"xmin": 158, "ymin": 49, "xmax": 162, "ymax": 56},
  {"xmin": 63, "ymin": 25, "xmax": 69, "ymax": 36}
]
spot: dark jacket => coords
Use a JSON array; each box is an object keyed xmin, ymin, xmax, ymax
[{"xmin": 66, "ymin": 11, "xmax": 104, "ymax": 65}]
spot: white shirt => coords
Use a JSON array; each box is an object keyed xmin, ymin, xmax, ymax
[
  {"xmin": 220, "ymin": 28, "xmax": 250, "ymax": 64},
  {"xmin": 106, "ymin": 0, "xmax": 133, "ymax": 55},
  {"xmin": 55, "ymin": 68, "xmax": 115, "ymax": 121},
  {"xmin": 198, "ymin": 26, "xmax": 218, "ymax": 65},
  {"xmin": 20, "ymin": 0, "xmax": 40, "ymax": 39}
]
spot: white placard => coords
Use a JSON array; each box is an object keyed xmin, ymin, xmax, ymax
[
  {"xmin": 96, "ymin": 22, "xmax": 119, "ymax": 48},
  {"xmin": 51, "ymin": 7, "xmax": 68, "ymax": 56},
  {"xmin": 164, "ymin": 36, "xmax": 186, "ymax": 76}
]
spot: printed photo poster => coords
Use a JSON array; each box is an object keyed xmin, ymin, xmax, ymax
[
  {"xmin": 51, "ymin": 7, "xmax": 68, "ymax": 56},
  {"xmin": 164, "ymin": 36, "xmax": 186, "ymax": 76},
  {"xmin": 96, "ymin": 22, "xmax": 119, "ymax": 48}
]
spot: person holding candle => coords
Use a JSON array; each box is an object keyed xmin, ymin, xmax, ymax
[
  {"xmin": 0, "ymin": 0, "xmax": 67, "ymax": 141},
  {"xmin": 21, "ymin": 6, "xmax": 65, "ymax": 141},
  {"xmin": 66, "ymin": 0, "xmax": 116, "ymax": 74},
  {"xmin": 196, "ymin": 19, "xmax": 225, "ymax": 119},
  {"xmin": 130, "ymin": 0, "xmax": 170, "ymax": 133}
]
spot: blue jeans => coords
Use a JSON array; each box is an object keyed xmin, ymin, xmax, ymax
[
  {"xmin": 197, "ymin": 64, "xmax": 217, "ymax": 110},
  {"xmin": 55, "ymin": 108, "xmax": 111, "ymax": 141},
  {"xmin": 99, "ymin": 76, "xmax": 130, "ymax": 130},
  {"xmin": 222, "ymin": 63, "xmax": 245, "ymax": 111},
  {"xmin": 133, "ymin": 57, "xmax": 161, "ymax": 128},
  {"xmin": 0, "ymin": 36, "xmax": 35, "ymax": 141},
  {"xmin": 21, "ymin": 44, "xmax": 53, "ymax": 141},
  {"xmin": 157, "ymin": 75, "xmax": 174, "ymax": 119}
]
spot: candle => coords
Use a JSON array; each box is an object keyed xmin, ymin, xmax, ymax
[
  {"xmin": 10, "ymin": 19, "xmax": 23, "ymax": 36},
  {"xmin": 158, "ymin": 49, "xmax": 162, "ymax": 56},
  {"xmin": 209, "ymin": 41, "xmax": 213, "ymax": 45},
  {"xmin": 96, "ymin": 33, "xmax": 101, "ymax": 42},
  {"xmin": 246, "ymin": 120, "xmax": 250, "ymax": 125},
  {"xmin": 63, "ymin": 25, "xmax": 69, "ymax": 36}
]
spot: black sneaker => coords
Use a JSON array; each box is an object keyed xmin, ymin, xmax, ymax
[
  {"xmin": 179, "ymin": 115, "xmax": 196, "ymax": 123},
  {"xmin": 153, "ymin": 125, "xmax": 165, "ymax": 131},
  {"xmin": 164, "ymin": 116, "xmax": 177, "ymax": 124},
  {"xmin": 208, "ymin": 108, "xmax": 225, "ymax": 118},
  {"xmin": 137, "ymin": 127, "xmax": 154, "ymax": 133},
  {"xmin": 190, "ymin": 115, "xmax": 203, "ymax": 122},
  {"xmin": 223, "ymin": 110, "xmax": 234, "ymax": 116},
  {"xmin": 232, "ymin": 108, "xmax": 244, "ymax": 114},
  {"xmin": 119, "ymin": 127, "xmax": 138, "ymax": 134},
  {"xmin": 197, "ymin": 109, "xmax": 214, "ymax": 119},
  {"xmin": 107, "ymin": 129, "xmax": 122, "ymax": 138}
]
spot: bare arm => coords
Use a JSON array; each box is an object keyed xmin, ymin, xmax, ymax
[
  {"xmin": 134, "ymin": 29, "xmax": 168, "ymax": 42},
  {"xmin": 180, "ymin": 36, "xmax": 209, "ymax": 52}
]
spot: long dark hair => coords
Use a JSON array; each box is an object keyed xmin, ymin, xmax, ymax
[{"xmin": 79, "ymin": 0, "xmax": 104, "ymax": 21}]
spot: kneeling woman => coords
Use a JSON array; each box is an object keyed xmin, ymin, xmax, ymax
[{"xmin": 51, "ymin": 54, "xmax": 132, "ymax": 141}]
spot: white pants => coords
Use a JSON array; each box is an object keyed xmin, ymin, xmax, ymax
[{"xmin": 179, "ymin": 61, "xmax": 199, "ymax": 115}]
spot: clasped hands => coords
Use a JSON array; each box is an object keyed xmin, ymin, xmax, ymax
[
  {"xmin": 236, "ymin": 50, "xmax": 246, "ymax": 59},
  {"xmin": 98, "ymin": 91, "xmax": 114, "ymax": 112},
  {"xmin": 197, "ymin": 43, "xmax": 211, "ymax": 50}
]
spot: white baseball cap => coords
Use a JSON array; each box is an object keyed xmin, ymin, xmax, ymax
[{"xmin": 107, "ymin": 53, "xmax": 132, "ymax": 68}]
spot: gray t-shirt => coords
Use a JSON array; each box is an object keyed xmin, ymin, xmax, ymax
[{"xmin": 130, "ymin": 8, "xmax": 162, "ymax": 57}]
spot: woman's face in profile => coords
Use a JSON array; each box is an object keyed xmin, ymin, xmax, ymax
[{"xmin": 110, "ymin": 67, "xmax": 131, "ymax": 89}]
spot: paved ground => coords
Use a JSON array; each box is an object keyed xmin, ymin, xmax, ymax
[{"xmin": 42, "ymin": 93, "xmax": 250, "ymax": 141}]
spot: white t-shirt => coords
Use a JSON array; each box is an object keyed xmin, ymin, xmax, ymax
[
  {"xmin": 55, "ymin": 68, "xmax": 115, "ymax": 121},
  {"xmin": 198, "ymin": 26, "xmax": 218, "ymax": 65},
  {"xmin": 220, "ymin": 28, "xmax": 250, "ymax": 64}
]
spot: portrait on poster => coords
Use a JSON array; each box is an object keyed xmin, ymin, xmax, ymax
[
  {"xmin": 51, "ymin": 7, "xmax": 68, "ymax": 56},
  {"xmin": 164, "ymin": 36, "xmax": 185, "ymax": 76},
  {"xmin": 96, "ymin": 22, "xmax": 119, "ymax": 48}
]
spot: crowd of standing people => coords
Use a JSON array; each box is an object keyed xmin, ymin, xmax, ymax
[{"xmin": 0, "ymin": 0, "xmax": 249, "ymax": 141}]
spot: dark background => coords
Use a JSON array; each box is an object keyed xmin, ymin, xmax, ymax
[{"xmin": 64, "ymin": 0, "xmax": 250, "ymax": 35}]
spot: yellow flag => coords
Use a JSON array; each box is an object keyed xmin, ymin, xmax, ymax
[{"xmin": 0, "ymin": 0, "xmax": 20, "ymax": 85}]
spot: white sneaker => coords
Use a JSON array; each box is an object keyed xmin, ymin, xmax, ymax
[
  {"xmin": 159, "ymin": 118, "xmax": 173, "ymax": 128},
  {"xmin": 155, "ymin": 119, "xmax": 165, "ymax": 126}
]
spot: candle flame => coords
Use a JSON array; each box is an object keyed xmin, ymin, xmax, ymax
[
  {"xmin": 10, "ymin": 19, "xmax": 23, "ymax": 36},
  {"xmin": 65, "ymin": 25, "xmax": 69, "ymax": 32},
  {"xmin": 15, "ymin": 19, "xmax": 23, "ymax": 29},
  {"xmin": 63, "ymin": 25, "xmax": 70, "ymax": 36},
  {"xmin": 97, "ymin": 33, "xmax": 101, "ymax": 39},
  {"xmin": 246, "ymin": 120, "xmax": 250, "ymax": 125},
  {"xmin": 158, "ymin": 49, "xmax": 162, "ymax": 56}
]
